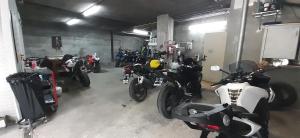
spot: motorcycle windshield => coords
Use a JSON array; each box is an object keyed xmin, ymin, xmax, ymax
[{"xmin": 228, "ymin": 60, "xmax": 258, "ymax": 73}]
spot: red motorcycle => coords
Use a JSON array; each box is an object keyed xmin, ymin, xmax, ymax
[{"xmin": 85, "ymin": 53, "xmax": 101, "ymax": 73}]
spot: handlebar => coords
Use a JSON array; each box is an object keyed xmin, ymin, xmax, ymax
[
  {"xmin": 211, "ymin": 68, "xmax": 266, "ymax": 87},
  {"xmin": 211, "ymin": 81, "xmax": 223, "ymax": 87}
]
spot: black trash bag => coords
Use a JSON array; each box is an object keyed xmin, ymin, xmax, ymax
[{"xmin": 6, "ymin": 73, "xmax": 45, "ymax": 121}]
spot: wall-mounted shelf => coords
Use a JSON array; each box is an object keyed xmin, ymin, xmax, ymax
[
  {"xmin": 148, "ymin": 37, "xmax": 157, "ymax": 46},
  {"xmin": 253, "ymin": 10, "xmax": 282, "ymax": 18}
]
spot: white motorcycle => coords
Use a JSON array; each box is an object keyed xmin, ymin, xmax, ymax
[
  {"xmin": 161, "ymin": 62, "xmax": 275, "ymax": 138},
  {"xmin": 62, "ymin": 55, "xmax": 91, "ymax": 87}
]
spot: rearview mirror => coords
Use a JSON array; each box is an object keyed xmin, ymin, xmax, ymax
[{"xmin": 210, "ymin": 66, "xmax": 220, "ymax": 71}]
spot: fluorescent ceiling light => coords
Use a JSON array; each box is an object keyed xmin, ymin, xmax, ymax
[
  {"xmin": 188, "ymin": 21, "xmax": 227, "ymax": 33},
  {"xmin": 133, "ymin": 29, "xmax": 149, "ymax": 36},
  {"xmin": 66, "ymin": 19, "xmax": 80, "ymax": 26},
  {"xmin": 82, "ymin": 5, "xmax": 101, "ymax": 17}
]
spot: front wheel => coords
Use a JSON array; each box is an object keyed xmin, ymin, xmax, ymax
[
  {"xmin": 253, "ymin": 99, "xmax": 269, "ymax": 138},
  {"xmin": 129, "ymin": 78, "xmax": 147, "ymax": 102},
  {"xmin": 78, "ymin": 71, "xmax": 90, "ymax": 87},
  {"xmin": 157, "ymin": 82, "xmax": 181, "ymax": 119},
  {"xmin": 93, "ymin": 62, "xmax": 101, "ymax": 73}
]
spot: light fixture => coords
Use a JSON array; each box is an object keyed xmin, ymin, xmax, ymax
[
  {"xmin": 272, "ymin": 59, "xmax": 289, "ymax": 67},
  {"xmin": 188, "ymin": 21, "xmax": 227, "ymax": 33},
  {"xmin": 82, "ymin": 5, "xmax": 101, "ymax": 17},
  {"xmin": 133, "ymin": 29, "xmax": 149, "ymax": 36},
  {"xmin": 66, "ymin": 19, "xmax": 81, "ymax": 26}
]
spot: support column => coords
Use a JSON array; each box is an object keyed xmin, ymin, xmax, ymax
[
  {"xmin": 0, "ymin": 0, "xmax": 22, "ymax": 120},
  {"xmin": 157, "ymin": 14, "xmax": 174, "ymax": 50},
  {"xmin": 223, "ymin": 0, "xmax": 262, "ymax": 70}
]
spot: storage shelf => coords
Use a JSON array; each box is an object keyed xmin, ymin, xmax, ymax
[{"xmin": 253, "ymin": 10, "xmax": 281, "ymax": 18}]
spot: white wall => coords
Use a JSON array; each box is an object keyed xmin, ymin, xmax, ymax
[{"xmin": 0, "ymin": 0, "xmax": 22, "ymax": 120}]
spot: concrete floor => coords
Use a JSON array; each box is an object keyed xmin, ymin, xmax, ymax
[{"xmin": 0, "ymin": 68, "xmax": 299, "ymax": 138}]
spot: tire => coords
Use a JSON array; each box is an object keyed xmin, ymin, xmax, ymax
[
  {"xmin": 270, "ymin": 82, "xmax": 298, "ymax": 108},
  {"xmin": 115, "ymin": 61, "xmax": 120, "ymax": 67},
  {"xmin": 190, "ymin": 80, "xmax": 202, "ymax": 98},
  {"xmin": 253, "ymin": 99, "xmax": 269, "ymax": 138},
  {"xmin": 129, "ymin": 78, "xmax": 147, "ymax": 102},
  {"xmin": 78, "ymin": 71, "xmax": 90, "ymax": 87},
  {"xmin": 93, "ymin": 62, "xmax": 101, "ymax": 73},
  {"xmin": 46, "ymin": 104, "xmax": 57, "ymax": 115},
  {"xmin": 157, "ymin": 82, "xmax": 181, "ymax": 119}
]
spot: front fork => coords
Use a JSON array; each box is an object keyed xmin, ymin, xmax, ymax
[
  {"xmin": 268, "ymin": 87, "xmax": 275, "ymax": 103},
  {"xmin": 137, "ymin": 76, "xmax": 144, "ymax": 84}
]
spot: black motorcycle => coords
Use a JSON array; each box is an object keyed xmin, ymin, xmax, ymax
[
  {"xmin": 129, "ymin": 59, "xmax": 166, "ymax": 102},
  {"xmin": 157, "ymin": 57, "xmax": 203, "ymax": 118},
  {"xmin": 115, "ymin": 49, "xmax": 139, "ymax": 67}
]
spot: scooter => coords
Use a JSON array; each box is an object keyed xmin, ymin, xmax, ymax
[{"xmin": 158, "ymin": 61, "xmax": 275, "ymax": 138}]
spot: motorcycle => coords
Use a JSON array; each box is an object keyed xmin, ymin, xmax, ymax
[
  {"xmin": 115, "ymin": 49, "xmax": 138, "ymax": 67},
  {"xmin": 62, "ymin": 55, "xmax": 90, "ymax": 87},
  {"xmin": 128, "ymin": 58, "xmax": 166, "ymax": 102},
  {"xmin": 122, "ymin": 53, "xmax": 146, "ymax": 84},
  {"xmin": 158, "ymin": 61, "xmax": 275, "ymax": 138},
  {"xmin": 85, "ymin": 53, "xmax": 101, "ymax": 73},
  {"xmin": 157, "ymin": 57, "xmax": 203, "ymax": 119}
]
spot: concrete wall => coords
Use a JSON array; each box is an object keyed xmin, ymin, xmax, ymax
[
  {"xmin": 174, "ymin": 15, "xmax": 228, "ymax": 58},
  {"xmin": 23, "ymin": 22, "xmax": 144, "ymax": 66}
]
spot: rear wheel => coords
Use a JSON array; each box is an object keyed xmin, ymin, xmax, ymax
[
  {"xmin": 157, "ymin": 82, "xmax": 181, "ymax": 119},
  {"xmin": 129, "ymin": 78, "xmax": 147, "ymax": 102}
]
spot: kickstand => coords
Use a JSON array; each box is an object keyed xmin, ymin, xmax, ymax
[{"xmin": 200, "ymin": 130, "xmax": 209, "ymax": 138}]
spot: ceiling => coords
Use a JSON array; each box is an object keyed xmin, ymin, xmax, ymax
[{"xmin": 19, "ymin": 0, "xmax": 231, "ymax": 30}]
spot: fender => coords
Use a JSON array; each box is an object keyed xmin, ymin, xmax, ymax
[
  {"xmin": 233, "ymin": 117, "xmax": 261, "ymax": 137},
  {"xmin": 137, "ymin": 76, "xmax": 153, "ymax": 89}
]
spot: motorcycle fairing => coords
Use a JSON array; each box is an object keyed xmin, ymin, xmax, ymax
[{"xmin": 216, "ymin": 82, "xmax": 269, "ymax": 113}]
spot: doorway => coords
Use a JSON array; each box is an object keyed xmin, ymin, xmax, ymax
[{"xmin": 202, "ymin": 32, "xmax": 227, "ymax": 82}]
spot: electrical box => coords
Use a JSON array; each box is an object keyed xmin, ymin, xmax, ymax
[{"xmin": 261, "ymin": 23, "xmax": 300, "ymax": 59}]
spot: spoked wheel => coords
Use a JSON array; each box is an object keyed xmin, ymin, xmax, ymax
[
  {"xmin": 129, "ymin": 78, "xmax": 147, "ymax": 102},
  {"xmin": 157, "ymin": 82, "xmax": 181, "ymax": 119}
]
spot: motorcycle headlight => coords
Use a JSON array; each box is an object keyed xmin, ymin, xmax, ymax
[
  {"xmin": 222, "ymin": 114, "xmax": 230, "ymax": 126},
  {"xmin": 188, "ymin": 109, "xmax": 198, "ymax": 115}
]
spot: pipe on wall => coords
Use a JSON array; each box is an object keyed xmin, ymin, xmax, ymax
[
  {"xmin": 110, "ymin": 31, "xmax": 114, "ymax": 61},
  {"xmin": 236, "ymin": 0, "xmax": 250, "ymax": 71}
]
